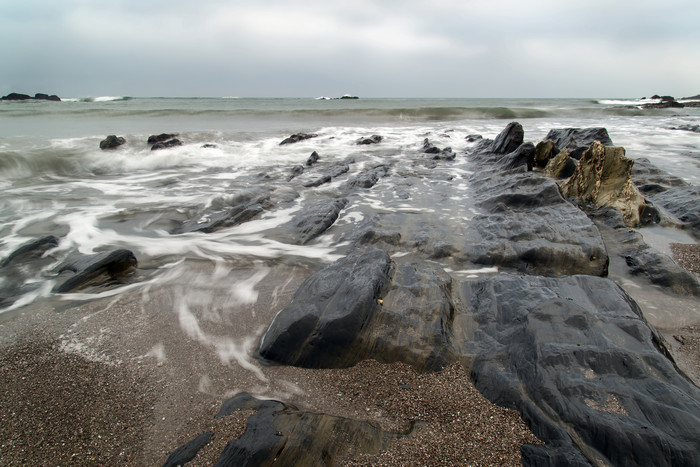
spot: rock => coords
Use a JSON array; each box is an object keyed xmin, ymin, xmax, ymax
[
  {"xmin": 280, "ymin": 133, "xmax": 318, "ymax": 145},
  {"xmin": 1, "ymin": 235, "xmax": 59, "ymax": 268},
  {"xmin": 303, "ymin": 175, "xmax": 332, "ymax": 188},
  {"xmin": 356, "ymin": 135, "xmax": 383, "ymax": 145},
  {"xmin": 1, "ymin": 92, "xmax": 61, "ymax": 101},
  {"xmin": 340, "ymin": 94, "xmax": 359, "ymax": 99},
  {"xmin": 151, "ymin": 139, "xmax": 182, "ymax": 151},
  {"xmin": 465, "ymin": 134, "xmax": 483, "ymax": 142},
  {"xmin": 588, "ymin": 207, "xmax": 700, "ymax": 296},
  {"xmin": 306, "ymin": 151, "xmax": 320, "ymax": 166},
  {"xmin": 147, "ymin": 133, "xmax": 178, "ymax": 144},
  {"xmin": 495, "ymin": 142, "xmax": 534, "ymax": 170},
  {"xmin": 99, "ymin": 135, "xmax": 126, "ymax": 150},
  {"xmin": 459, "ymin": 273, "xmax": 700, "ymax": 466},
  {"xmin": 172, "ymin": 193, "xmax": 269, "ymax": 234},
  {"xmin": 640, "ymin": 95, "xmax": 684, "ymax": 109},
  {"xmin": 544, "ymin": 149, "xmax": 577, "ymax": 179},
  {"xmin": 466, "ymin": 171, "xmax": 608, "ymax": 277},
  {"xmin": 489, "ymin": 122, "xmax": 524, "ymax": 154},
  {"xmin": 34, "ymin": 93, "xmax": 61, "ymax": 102},
  {"xmin": 421, "ymin": 138, "xmax": 442, "ymax": 154},
  {"xmin": 670, "ymin": 124, "xmax": 700, "ymax": 133},
  {"xmin": 162, "ymin": 432, "xmax": 212, "ymax": 467},
  {"xmin": 650, "ymin": 186, "xmax": 700, "ymax": 240},
  {"xmin": 532, "ymin": 140, "xmax": 560, "ymax": 169},
  {"xmin": 559, "ymin": 141, "xmax": 646, "ymax": 227},
  {"xmin": 288, "ymin": 164, "xmax": 304, "ymax": 181},
  {"xmin": 281, "ymin": 198, "xmax": 348, "ymax": 244},
  {"xmin": 544, "ymin": 128, "xmax": 613, "ymax": 160},
  {"xmin": 433, "ymin": 147, "xmax": 456, "ymax": 161},
  {"xmin": 201, "ymin": 143, "xmax": 217, "ymax": 149},
  {"xmin": 631, "ymin": 157, "xmax": 688, "ymax": 196},
  {"xmin": 258, "ymin": 249, "xmax": 393, "ymax": 367},
  {"xmin": 211, "ymin": 392, "xmax": 402, "ymax": 466},
  {"xmin": 53, "ymin": 249, "xmax": 137, "ymax": 293},
  {"xmin": 1, "ymin": 92, "xmax": 33, "ymax": 100},
  {"xmin": 347, "ymin": 165, "xmax": 389, "ymax": 189}
]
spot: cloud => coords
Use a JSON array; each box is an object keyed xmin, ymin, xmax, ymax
[{"xmin": 1, "ymin": 0, "xmax": 699, "ymax": 97}]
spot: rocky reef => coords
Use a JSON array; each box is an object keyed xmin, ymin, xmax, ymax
[{"xmin": 158, "ymin": 124, "xmax": 700, "ymax": 465}]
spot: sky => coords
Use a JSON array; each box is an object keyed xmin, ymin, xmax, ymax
[{"xmin": 1, "ymin": 0, "xmax": 699, "ymax": 98}]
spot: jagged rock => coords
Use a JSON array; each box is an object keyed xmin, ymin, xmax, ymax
[
  {"xmin": 640, "ymin": 95, "xmax": 684, "ymax": 109},
  {"xmin": 490, "ymin": 122, "xmax": 524, "ymax": 154},
  {"xmin": 432, "ymin": 147, "xmax": 456, "ymax": 161},
  {"xmin": 465, "ymin": 134, "xmax": 483, "ymax": 142},
  {"xmin": 151, "ymin": 139, "xmax": 182, "ymax": 150},
  {"xmin": 495, "ymin": 142, "xmax": 534, "ymax": 170},
  {"xmin": 544, "ymin": 149, "xmax": 577, "ymax": 179},
  {"xmin": 306, "ymin": 151, "xmax": 320, "ymax": 166},
  {"xmin": 421, "ymin": 138, "xmax": 441, "ymax": 154},
  {"xmin": 356, "ymin": 135, "xmax": 383, "ymax": 145},
  {"xmin": 533, "ymin": 140, "xmax": 559, "ymax": 169},
  {"xmin": 280, "ymin": 133, "xmax": 318, "ymax": 145},
  {"xmin": 281, "ymin": 198, "xmax": 348, "ymax": 244},
  {"xmin": 53, "ymin": 249, "xmax": 137, "ymax": 293},
  {"xmin": 211, "ymin": 392, "xmax": 403, "ymax": 466},
  {"xmin": 147, "ymin": 133, "xmax": 178, "ymax": 144},
  {"xmin": 303, "ymin": 175, "xmax": 332, "ymax": 188},
  {"xmin": 99, "ymin": 135, "xmax": 126, "ymax": 150},
  {"xmin": 559, "ymin": 141, "xmax": 646, "ymax": 227},
  {"xmin": 545, "ymin": 128, "xmax": 613, "ymax": 160}
]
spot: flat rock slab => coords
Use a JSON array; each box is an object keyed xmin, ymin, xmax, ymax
[
  {"xmin": 457, "ymin": 273, "xmax": 700, "ymax": 466},
  {"xmin": 210, "ymin": 392, "xmax": 404, "ymax": 466}
]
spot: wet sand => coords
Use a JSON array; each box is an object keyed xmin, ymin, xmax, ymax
[{"xmin": 0, "ymin": 262, "xmax": 541, "ymax": 466}]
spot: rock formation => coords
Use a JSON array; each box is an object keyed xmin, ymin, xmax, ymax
[{"xmin": 559, "ymin": 141, "xmax": 646, "ymax": 227}]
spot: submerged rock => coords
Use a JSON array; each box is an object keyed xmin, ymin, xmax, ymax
[
  {"xmin": 151, "ymin": 139, "xmax": 182, "ymax": 151},
  {"xmin": 559, "ymin": 141, "xmax": 646, "ymax": 227},
  {"xmin": 210, "ymin": 392, "xmax": 403, "ymax": 466},
  {"xmin": 1, "ymin": 235, "xmax": 59, "ymax": 268},
  {"xmin": 356, "ymin": 135, "xmax": 383, "ymax": 145},
  {"xmin": 278, "ymin": 198, "xmax": 349, "ymax": 244},
  {"xmin": 147, "ymin": 133, "xmax": 178, "ymax": 144},
  {"xmin": 53, "ymin": 249, "xmax": 137, "ymax": 293},
  {"xmin": 306, "ymin": 151, "xmax": 320, "ymax": 166}
]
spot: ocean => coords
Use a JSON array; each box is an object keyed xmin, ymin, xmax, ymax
[{"xmin": 1, "ymin": 96, "xmax": 699, "ymax": 315}]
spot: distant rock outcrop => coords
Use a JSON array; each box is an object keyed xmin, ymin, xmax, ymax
[{"xmin": 1, "ymin": 92, "xmax": 61, "ymax": 101}]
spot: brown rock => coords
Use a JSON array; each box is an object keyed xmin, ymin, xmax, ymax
[
  {"xmin": 559, "ymin": 141, "xmax": 645, "ymax": 227},
  {"xmin": 544, "ymin": 149, "xmax": 576, "ymax": 179},
  {"xmin": 533, "ymin": 140, "xmax": 559, "ymax": 168}
]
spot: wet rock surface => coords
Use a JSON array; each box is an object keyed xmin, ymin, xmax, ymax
[{"xmin": 53, "ymin": 249, "xmax": 138, "ymax": 293}]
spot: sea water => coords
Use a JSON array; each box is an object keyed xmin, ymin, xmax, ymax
[{"xmin": 1, "ymin": 96, "xmax": 699, "ymax": 315}]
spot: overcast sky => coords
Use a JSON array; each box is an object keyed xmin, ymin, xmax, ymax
[{"xmin": 2, "ymin": 0, "xmax": 699, "ymax": 98}]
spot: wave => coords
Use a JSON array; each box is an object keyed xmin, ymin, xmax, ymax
[{"xmin": 62, "ymin": 96, "xmax": 132, "ymax": 103}]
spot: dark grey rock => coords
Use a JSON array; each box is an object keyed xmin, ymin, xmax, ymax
[
  {"xmin": 490, "ymin": 122, "xmax": 524, "ymax": 154},
  {"xmin": 2, "ymin": 92, "xmax": 61, "ymax": 101},
  {"xmin": 282, "ymin": 198, "xmax": 348, "ymax": 244},
  {"xmin": 280, "ymin": 133, "xmax": 318, "ymax": 145},
  {"xmin": 649, "ymin": 186, "xmax": 700, "ymax": 240},
  {"xmin": 53, "ymin": 249, "xmax": 137, "ymax": 293},
  {"xmin": 1, "ymin": 236, "xmax": 59, "ymax": 268},
  {"xmin": 544, "ymin": 128, "xmax": 613, "ymax": 159},
  {"xmin": 151, "ymin": 139, "xmax": 183, "ymax": 151},
  {"xmin": 421, "ymin": 138, "xmax": 442, "ymax": 154},
  {"xmin": 99, "ymin": 135, "xmax": 126, "ymax": 150},
  {"xmin": 258, "ymin": 248, "xmax": 392, "ymax": 367},
  {"xmin": 147, "ymin": 133, "xmax": 178, "ymax": 144},
  {"xmin": 356, "ymin": 135, "xmax": 383, "ymax": 145},
  {"xmin": 459, "ymin": 273, "xmax": 700, "ymax": 467},
  {"xmin": 303, "ymin": 175, "xmax": 332, "ymax": 188},
  {"xmin": 162, "ymin": 432, "xmax": 212, "ymax": 467},
  {"xmin": 347, "ymin": 165, "xmax": 389, "ymax": 189},
  {"xmin": 213, "ymin": 393, "xmax": 403, "ymax": 467},
  {"xmin": 172, "ymin": 194, "xmax": 269, "ymax": 234},
  {"xmin": 306, "ymin": 151, "xmax": 320, "ymax": 166}
]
